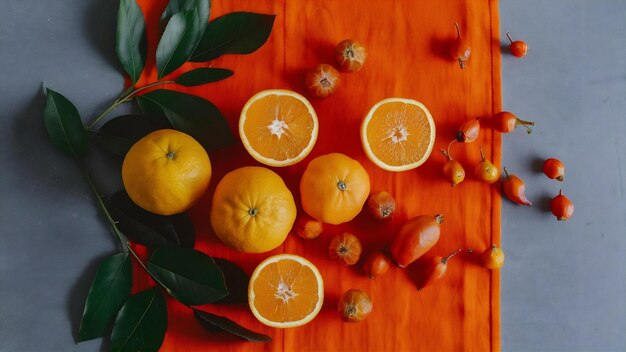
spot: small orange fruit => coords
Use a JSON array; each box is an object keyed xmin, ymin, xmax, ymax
[
  {"xmin": 300, "ymin": 153, "xmax": 370, "ymax": 225},
  {"xmin": 335, "ymin": 39, "xmax": 367, "ymax": 72},
  {"xmin": 122, "ymin": 129, "xmax": 211, "ymax": 216},
  {"xmin": 362, "ymin": 251, "xmax": 391, "ymax": 279},
  {"xmin": 366, "ymin": 191, "xmax": 396, "ymax": 220},
  {"xmin": 239, "ymin": 89, "xmax": 319, "ymax": 167},
  {"xmin": 329, "ymin": 233, "xmax": 362, "ymax": 265},
  {"xmin": 481, "ymin": 245, "xmax": 505, "ymax": 269},
  {"xmin": 248, "ymin": 254, "xmax": 324, "ymax": 328},
  {"xmin": 293, "ymin": 214, "xmax": 324, "ymax": 239},
  {"xmin": 305, "ymin": 64, "xmax": 340, "ymax": 98},
  {"xmin": 210, "ymin": 166, "xmax": 296, "ymax": 253},
  {"xmin": 361, "ymin": 98, "xmax": 436, "ymax": 172},
  {"xmin": 338, "ymin": 289, "xmax": 372, "ymax": 322}
]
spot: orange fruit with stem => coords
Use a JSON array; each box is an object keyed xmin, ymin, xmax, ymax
[
  {"xmin": 361, "ymin": 98, "xmax": 436, "ymax": 172},
  {"xmin": 474, "ymin": 146, "xmax": 500, "ymax": 184},
  {"xmin": 329, "ymin": 233, "xmax": 362, "ymax": 266},
  {"xmin": 305, "ymin": 64, "xmax": 340, "ymax": 98},
  {"xmin": 248, "ymin": 254, "xmax": 324, "ymax": 328},
  {"xmin": 450, "ymin": 23, "xmax": 471, "ymax": 68},
  {"xmin": 335, "ymin": 39, "xmax": 367, "ymax": 72},
  {"xmin": 338, "ymin": 289, "xmax": 372, "ymax": 322},
  {"xmin": 366, "ymin": 191, "xmax": 396, "ymax": 220},
  {"xmin": 506, "ymin": 32, "xmax": 528, "ymax": 58},
  {"xmin": 210, "ymin": 166, "xmax": 296, "ymax": 253},
  {"xmin": 390, "ymin": 214, "xmax": 444, "ymax": 268},
  {"xmin": 300, "ymin": 153, "xmax": 370, "ymax": 225},
  {"xmin": 440, "ymin": 145, "xmax": 465, "ymax": 187},
  {"xmin": 481, "ymin": 245, "xmax": 505, "ymax": 269},
  {"xmin": 239, "ymin": 89, "xmax": 318, "ymax": 167},
  {"xmin": 543, "ymin": 158, "xmax": 565, "ymax": 181},
  {"xmin": 122, "ymin": 129, "xmax": 211, "ymax": 216}
]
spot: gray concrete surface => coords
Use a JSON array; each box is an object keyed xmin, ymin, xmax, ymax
[{"xmin": 0, "ymin": 0, "xmax": 624, "ymax": 351}]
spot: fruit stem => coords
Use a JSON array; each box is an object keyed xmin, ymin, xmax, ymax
[
  {"xmin": 503, "ymin": 167, "xmax": 510, "ymax": 178},
  {"xmin": 479, "ymin": 145, "xmax": 485, "ymax": 161},
  {"xmin": 559, "ymin": 189, "xmax": 563, "ymax": 196},
  {"xmin": 86, "ymin": 80, "xmax": 175, "ymax": 130},
  {"xmin": 454, "ymin": 23, "xmax": 461, "ymax": 39},
  {"xmin": 458, "ymin": 59, "xmax": 465, "ymax": 69},
  {"xmin": 440, "ymin": 148, "xmax": 452, "ymax": 161},
  {"xmin": 515, "ymin": 118, "xmax": 534, "ymax": 134},
  {"xmin": 435, "ymin": 214, "xmax": 444, "ymax": 224},
  {"xmin": 506, "ymin": 32, "xmax": 514, "ymax": 44},
  {"xmin": 442, "ymin": 248, "xmax": 463, "ymax": 264}
]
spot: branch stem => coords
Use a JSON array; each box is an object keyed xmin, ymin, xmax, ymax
[
  {"xmin": 79, "ymin": 162, "xmax": 167, "ymax": 288},
  {"xmin": 86, "ymin": 80, "xmax": 175, "ymax": 130}
]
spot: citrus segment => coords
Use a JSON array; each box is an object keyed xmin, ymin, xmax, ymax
[
  {"xmin": 249, "ymin": 254, "xmax": 324, "ymax": 328},
  {"xmin": 361, "ymin": 98, "xmax": 436, "ymax": 172},
  {"xmin": 240, "ymin": 90, "xmax": 318, "ymax": 167}
]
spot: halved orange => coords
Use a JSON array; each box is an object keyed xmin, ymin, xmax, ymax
[
  {"xmin": 361, "ymin": 98, "xmax": 436, "ymax": 172},
  {"xmin": 248, "ymin": 254, "xmax": 324, "ymax": 328},
  {"xmin": 239, "ymin": 90, "xmax": 319, "ymax": 167}
]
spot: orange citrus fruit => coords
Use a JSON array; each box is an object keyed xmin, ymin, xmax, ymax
[
  {"xmin": 210, "ymin": 166, "xmax": 296, "ymax": 253},
  {"xmin": 239, "ymin": 89, "xmax": 318, "ymax": 167},
  {"xmin": 300, "ymin": 153, "xmax": 370, "ymax": 225},
  {"xmin": 361, "ymin": 98, "xmax": 436, "ymax": 172},
  {"xmin": 248, "ymin": 254, "xmax": 324, "ymax": 328},
  {"xmin": 121, "ymin": 129, "xmax": 211, "ymax": 216}
]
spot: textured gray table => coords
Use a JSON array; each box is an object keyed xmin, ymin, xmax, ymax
[{"xmin": 1, "ymin": 1, "xmax": 625, "ymax": 351}]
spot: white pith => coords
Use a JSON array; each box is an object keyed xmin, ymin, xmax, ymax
[
  {"xmin": 248, "ymin": 254, "xmax": 324, "ymax": 328},
  {"xmin": 361, "ymin": 97, "xmax": 436, "ymax": 172},
  {"xmin": 239, "ymin": 89, "xmax": 319, "ymax": 167}
]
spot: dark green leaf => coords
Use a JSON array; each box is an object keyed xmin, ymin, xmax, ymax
[
  {"xmin": 77, "ymin": 253, "xmax": 132, "ymax": 342},
  {"xmin": 213, "ymin": 258, "xmax": 248, "ymax": 305},
  {"xmin": 193, "ymin": 309, "xmax": 271, "ymax": 342},
  {"xmin": 44, "ymin": 88, "xmax": 88, "ymax": 158},
  {"xmin": 191, "ymin": 12, "xmax": 276, "ymax": 62},
  {"xmin": 147, "ymin": 246, "xmax": 228, "ymax": 306},
  {"xmin": 175, "ymin": 68, "xmax": 233, "ymax": 86},
  {"xmin": 110, "ymin": 288, "xmax": 167, "ymax": 352},
  {"xmin": 106, "ymin": 190, "xmax": 195, "ymax": 248},
  {"xmin": 161, "ymin": 0, "xmax": 210, "ymax": 33},
  {"xmin": 136, "ymin": 89, "xmax": 235, "ymax": 150},
  {"xmin": 116, "ymin": 0, "xmax": 147, "ymax": 84},
  {"xmin": 156, "ymin": 9, "xmax": 202, "ymax": 79},
  {"xmin": 94, "ymin": 115, "xmax": 171, "ymax": 156}
]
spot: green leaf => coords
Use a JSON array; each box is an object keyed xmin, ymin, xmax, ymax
[
  {"xmin": 156, "ymin": 9, "xmax": 202, "ymax": 79},
  {"xmin": 147, "ymin": 247, "xmax": 228, "ymax": 306},
  {"xmin": 94, "ymin": 115, "xmax": 171, "ymax": 156},
  {"xmin": 161, "ymin": 0, "xmax": 210, "ymax": 32},
  {"xmin": 175, "ymin": 68, "xmax": 233, "ymax": 86},
  {"xmin": 213, "ymin": 258, "xmax": 248, "ymax": 305},
  {"xmin": 77, "ymin": 253, "xmax": 132, "ymax": 342},
  {"xmin": 191, "ymin": 12, "xmax": 276, "ymax": 62},
  {"xmin": 106, "ymin": 190, "xmax": 195, "ymax": 248},
  {"xmin": 193, "ymin": 309, "xmax": 271, "ymax": 342},
  {"xmin": 116, "ymin": 0, "xmax": 147, "ymax": 84},
  {"xmin": 43, "ymin": 88, "xmax": 88, "ymax": 158},
  {"xmin": 136, "ymin": 89, "xmax": 235, "ymax": 150},
  {"xmin": 110, "ymin": 288, "xmax": 167, "ymax": 352}
]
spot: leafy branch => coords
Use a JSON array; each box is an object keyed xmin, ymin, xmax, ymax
[{"xmin": 42, "ymin": 0, "xmax": 276, "ymax": 350}]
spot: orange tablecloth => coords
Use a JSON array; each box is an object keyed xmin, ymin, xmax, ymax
[{"xmin": 133, "ymin": 0, "xmax": 502, "ymax": 351}]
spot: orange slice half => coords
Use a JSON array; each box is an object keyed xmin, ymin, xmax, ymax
[
  {"xmin": 361, "ymin": 98, "xmax": 436, "ymax": 172},
  {"xmin": 240, "ymin": 90, "xmax": 319, "ymax": 167},
  {"xmin": 248, "ymin": 254, "xmax": 324, "ymax": 328}
]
